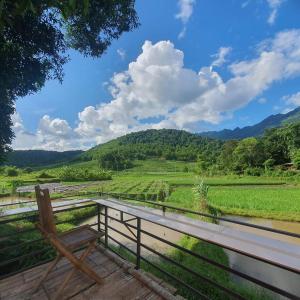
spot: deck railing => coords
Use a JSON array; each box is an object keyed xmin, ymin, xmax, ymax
[{"xmin": 0, "ymin": 192, "xmax": 299, "ymax": 300}]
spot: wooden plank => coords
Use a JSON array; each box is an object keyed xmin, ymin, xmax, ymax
[
  {"xmin": 93, "ymin": 199, "xmax": 300, "ymax": 273},
  {"xmin": 0, "ymin": 247, "xmax": 177, "ymax": 300},
  {"xmin": 2, "ymin": 198, "xmax": 92, "ymax": 216}
]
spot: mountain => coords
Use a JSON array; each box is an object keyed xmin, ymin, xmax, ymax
[
  {"xmin": 4, "ymin": 150, "xmax": 83, "ymax": 167},
  {"xmin": 200, "ymin": 106, "xmax": 300, "ymax": 140},
  {"xmin": 82, "ymin": 129, "xmax": 223, "ymax": 162}
]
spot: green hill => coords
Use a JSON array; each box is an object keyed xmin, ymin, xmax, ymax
[
  {"xmin": 200, "ymin": 106, "xmax": 300, "ymax": 140},
  {"xmin": 81, "ymin": 129, "xmax": 222, "ymax": 163},
  {"xmin": 4, "ymin": 150, "xmax": 83, "ymax": 167}
]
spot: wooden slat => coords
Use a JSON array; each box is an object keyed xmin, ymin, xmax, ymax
[
  {"xmin": 0, "ymin": 248, "xmax": 171, "ymax": 300},
  {"xmin": 2, "ymin": 198, "xmax": 92, "ymax": 216},
  {"xmin": 93, "ymin": 199, "xmax": 300, "ymax": 273}
]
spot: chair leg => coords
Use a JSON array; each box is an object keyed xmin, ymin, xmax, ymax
[
  {"xmin": 51, "ymin": 237, "xmax": 104, "ymax": 286},
  {"xmin": 53, "ymin": 243, "xmax": 97, "ymax": 300},
  {"xmin": 33, "ymin": 255, "xmax": 61, "ymax": 293}
]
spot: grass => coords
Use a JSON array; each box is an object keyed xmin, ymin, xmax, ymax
[
  {"xmin": 209, "ymin": 186, "xmax": 300, "ymax": 221},
  {"xmin": 163, "ymin": 185, "xmax": 300, "ymax": 221}
]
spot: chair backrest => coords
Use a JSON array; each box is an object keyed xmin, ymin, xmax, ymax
[{"xmin": 35, "ymin": 185, "xmax": 57, "ymax": 235}]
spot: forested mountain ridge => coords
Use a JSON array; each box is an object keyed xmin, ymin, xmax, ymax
[
  {"xmin": 81, "ymin": 129, "xmax": 223, "ymax": 166},
  {"xmin": 3, "ymin": 150, "xmax": 83, "ymax": 167},
  {"xmin": 200, "ymin": 106, "xmax": 300, "ymax": 140}
]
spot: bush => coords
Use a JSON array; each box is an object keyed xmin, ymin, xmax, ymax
[
  {"xmin": 244, "ymin": 167, "xmax": 262, "ymax": 176},
  {"xmin": 293, "ymin": 150, "xmax": 300, "ymax": 170},
  {"xmin": 5, "ymin": 167, "xmax": 19, "ymax": 177},
  {"xmin": 37, "ymin": 172, "xmax": 55, "ymax": 178},
  {"xmin": 58, "ymin": 166, "xmax": 111, "ymax": 181},
  {"xmin": 24, "ymin": 167, "xmax": 33, "ymax": 173},
  {"xmin": 182, "ymin": 166, "xmax": 189, "ymax": 172}
]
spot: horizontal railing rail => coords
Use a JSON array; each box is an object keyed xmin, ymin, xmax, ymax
[{"xmin": 100, "ymin": 191, "xmax": 300, "ymax": 239}]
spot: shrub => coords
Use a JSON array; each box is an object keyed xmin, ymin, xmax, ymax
[
  {"xmin": 263, "ymin": 159, "xmax": 275, "ymax": 170},
  {"xmin": 5, "ymin": 167, "xmax": 19, "ymax": 177},
  {"xmin": 58, "ymin": 166, "xmax": 111, "ymax": 181},
  {"xmin": 182, "ymin": 166, "xmax": 189, "ymax": 172},
  {"xmin": 293, "ymin": 150, "xmax": 300, "ymax": 170},
  {"xmin": 37, "ymin": 172, "xmax": 55, "ymax": 178},
  {"xmin": 24, "ymin": 167, "xmax": 33, "ymax": 173},
  {"xmin": 244, "ymin": 167, "xmax": 262, "ymax": 176}
]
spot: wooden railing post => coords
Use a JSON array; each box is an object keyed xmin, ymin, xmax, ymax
[
  {"xmin": 104, "ymin": 206, "xmax": 108, "ymax": 248},
  {"xmin": 97, "ymin": 204, "xmax": 101, "ymax": 232},
  {"xmin": 136, "ymin": 217, "xmax": 141, "ymax": 269}
]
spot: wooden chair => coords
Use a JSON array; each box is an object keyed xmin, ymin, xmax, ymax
[{"xmin": 33, "ymin": 185, "xmax": 104, "ymax": 300}]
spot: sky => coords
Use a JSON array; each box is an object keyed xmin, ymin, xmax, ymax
[{"xmin": 13, "ymin": 0, "xmax": 300, "ymax": 151}]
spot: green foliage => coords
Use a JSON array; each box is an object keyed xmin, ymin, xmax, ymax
[
  {"xmin": 101, "ymin": 179, "xmax": 170, "ymax": 201},
  {"xmin": 263, "ymin": 158, "xmax": 275, "ymax": 170},
  {"xmin": 218, "ymin": 140, "xmax": 238, "ymax": 171},
  {"xmin": 193, "ymin": 179, "xmax": 209, "ymax": 214},
  {"xmin": 23, "ymin": 167, "xmax": 33, "ymax": 173},
  {"xmin": 37, "ymin": 171, "xmax": 55, "ymax": 179},
  {"xmin": 244, "ymin": 167, "xmax": 262, "ymax": 176},
  {"xmin": 215, "ymin": 122, "xmax": 300, "ymax": 175},
  {"xmin": 5, "ymin": 166, "xmax": 19, "ymax": 176},
  {"xmin": 3, "ymin": 150, "xmax": 83, "ymax": 167},
  {"xmin": 57, "ymin": 166, "xmax": 111, "ymax": 181},
  {"xmin": 195, "ymin": 154, "xmax": 210, "ymax": 174},
  {"xmin": 293, "ymin": 150, "xmax": 300, "ymax": 170},
  {"xmin": 0, "ymin": 0, "xmax": 139, "ymax": 161},
  {"xmin": 83, "ymin": 129, "xmax": 223, "ymax": 165},
  {"xmin": 99, "ymin": 150, "xmax": 133, "ymax": 171},
  {"xmin": 208, "ymin": 186, "xmax": 300, "ymax": 221},
  {"xmin": 233, "ymin": 138, "xmax": 266, "ymax": 171}
]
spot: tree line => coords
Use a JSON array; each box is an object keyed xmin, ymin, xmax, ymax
[
  {"xmin": 202, "ymin": 121, "xmax": 300, "ymax": 175},
  {"xmin": 82, "ymin": 124, "xmax": 300, "ymax": 174}
]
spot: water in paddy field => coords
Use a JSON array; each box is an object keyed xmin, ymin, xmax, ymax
[
  {"xmin": 220, "ymin": 215, "xmax": 300, "ymax": 299},
  {"xmin": 0, "ymin": 195, "xmax": 34, "ymax": 206}
]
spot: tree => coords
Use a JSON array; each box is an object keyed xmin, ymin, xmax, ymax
[
  {"xmin": 293, "ymin": 150, "xmax": 300, "ymax": 170},
  {"xmin": 263, "ymin": 158, "xmax": 275, "ymax": 171},
  {"xmin": 233, "ymin": 138, "xmax": 265, "ymax": 171},
  {"xmin": 218, "ymin": 140, "xmax": 238, "ymax": 171},
  {"xmin": 0, "ymin": 0, "xmax": 139, "ymax": 161},
  {"xmin": 98, "ymin": 151, "xmax": 133, "ymax": 171},
  {"xmin": 195, "ymin": 153, "xmax": 209, "ymax": 174}
]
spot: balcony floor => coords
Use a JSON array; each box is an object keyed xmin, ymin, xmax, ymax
[{"xmin": 0, "ymin": 246, "xmax": 178, "ymax": 300}]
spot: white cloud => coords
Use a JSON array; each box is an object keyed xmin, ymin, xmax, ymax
[
  {"xmin": 266, "ymin": 0, "xmax": 284, "ymax": 25},
  {"xmin": 12, "ymin": 29, "xmax": 300, "ymax": 150},
  {"xmin": 257, "ymin": 97, "xmax": 267, "ymax": 104},
  {"xmin": 175, "ymin": 0, "xmax": 195, "ymax": 39},
  {"xmin": 211, "ymin": 47, "xmax": 232, "ymax": 67},
  {"xmin": 11, "ymin": 113, "xmax": 39, "ymax": 150},
  {"xmin": 117, "ymin": 48, "xmax": 126, "ymax": 60},
  {"xmin": 282, "ymin": 91, "xmax": 300, "ymax": 106},
  {"xmin": 12, "ymin": 114, "xmax": 83, "ymax": 151}
]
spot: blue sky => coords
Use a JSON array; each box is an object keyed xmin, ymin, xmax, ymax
[{"xmin": 13, "ymin": 0, "xmax": 300, "ymax": 150}]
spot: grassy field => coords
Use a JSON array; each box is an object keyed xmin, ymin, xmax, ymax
[
  {"xmin": 1, "ymin": 158, "xmax": 300, "ymax": 221},
  {"xmin": 163, "ymin": 185, "xmax": 300, "ymax": 221},
  {"xmin": 209, "ymin": 186, "xmax": 300, "ymax": 221}
]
